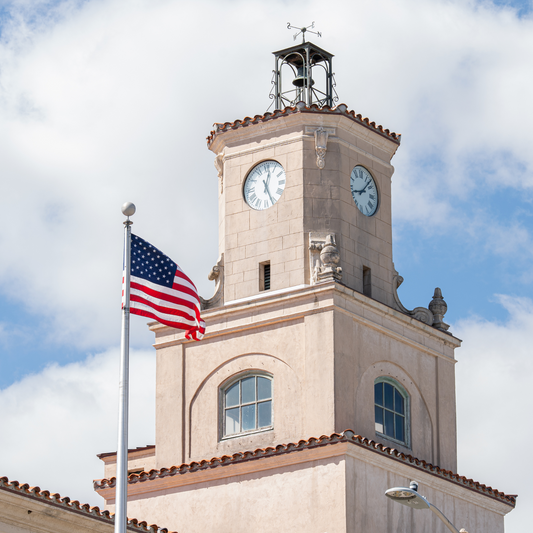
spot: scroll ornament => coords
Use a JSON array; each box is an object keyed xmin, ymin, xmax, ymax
[
  {"xmin": 200, "ymin": 254, "xmax": 224, "ymax": 310},
  {"xmin": 214, "ymin": 154, "xmax": 224, "ymax": 193},
  {"xmin": 314, "ymin": 127, "xmax": 328, "ymax": 169},
  {"xmin": 393, "ymin": 269, "xmax": 450, "ymax": 332}
]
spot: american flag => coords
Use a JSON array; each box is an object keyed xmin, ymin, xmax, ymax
[{"xmin": 124, "ymin": 234, "xmax": 206, "ymax": 340}]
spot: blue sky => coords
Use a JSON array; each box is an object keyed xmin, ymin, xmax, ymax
[{"xmin": 0, "ymin": 0, "xmax": 531, "ymax": 531}]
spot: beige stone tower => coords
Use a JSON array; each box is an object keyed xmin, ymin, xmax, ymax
[{"xmin": 95, "ymin": 40, "xmax": 515, "ymax": 533}]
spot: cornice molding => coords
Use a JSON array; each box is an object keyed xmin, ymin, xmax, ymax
[{"xmin": 94, "ymin": 430, "xmax": 515, "ymax": 511}]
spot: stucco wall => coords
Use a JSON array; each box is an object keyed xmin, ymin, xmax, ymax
[
  {"xmin": 155, "ymin": 309, "xmax": 336, "ymax": 467},
  {"xmin": 151, "ymin": 283, "xmax": 459, "ymax": 473},
  {"xmin": 126, "ymin": 455, "xmax": 346, "ymax": 533},
  {"xmin": 99, "ymin": 442, "xmax": 510, "ymax": 533},
  {"xmin": 333, "ymin": 303, "xmax": 457, "ymax": 471}
]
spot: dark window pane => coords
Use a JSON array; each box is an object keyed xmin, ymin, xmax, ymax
[
  {"xmin": 375, "ymin": 382, "xmax": 383, "ymax": 406},
  {"xmin": 241, "ymin": 377, "xmax": 256, "ymax": 404},
  {"xmin": 375, "ymin": 406, "xmax": 384, "ymax": 433},
  {"xmin": 384, "ymin": 409, "xmax": 394, "ymax": 437},
  {"xmin": 225, "ymin": 408, "xmax": 240, "ymax": 435},
  {"xmin": 225, "ymin": 382, "xmax": 239, "ymax": 408},
  {"xmin": 384, "ymin": 383, "xmax": 394, "ymax": 410},
  {"xmin": 395, "ymin": 389, "xmax": 404, "ymax": 415},
  {"xmin": 242, "ymin": 404, "xmax": 256, "ymax": 431},
  {"xmin": 257, "ymin": 377, "xmax": 272, "ymax": 401},
  {"xmin": 395, "ymin": 414, "xmax": 405, "ymax": 442},
  {"xmin": 258, "ymin": 400, "xmax": 272, "ymax": 427}
]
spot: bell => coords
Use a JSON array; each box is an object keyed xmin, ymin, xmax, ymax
[{"xmin": 292, "ymin": 66, "xmax": 315, "ymax": 87}]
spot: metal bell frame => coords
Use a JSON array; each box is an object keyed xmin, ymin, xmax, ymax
[{"xmin": 268, "ymin": 41, "xmax": 338, "ymax": 111}]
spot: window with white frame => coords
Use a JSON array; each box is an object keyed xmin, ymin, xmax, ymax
[
  {"xmin": 374, "ymin": 377, "xmax": 409, "ymax": 446},
  {"xmin": 222, "ymin": 374, "xmax": 272, "ymax": 437}
]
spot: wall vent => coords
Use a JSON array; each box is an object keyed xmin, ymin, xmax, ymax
[
  {"xmin": 260, "ymin": 261, "xmax": 271, "ymax": 291},
  {"xmin": 363, "ymin": 266, "xmax": 372, "ymax": 297}
]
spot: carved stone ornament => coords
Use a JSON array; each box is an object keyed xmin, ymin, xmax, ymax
[
  {"xmin": 308, "ymin": 233, "xmax": 342, "ymax": 284},
  {"xmin": 199, "ymin": 254, "xmax": 224, "ymax": 310},
  {"xmin": 392, "ymin": 268, "xmax": 451, "ymax": 333},
  {"xmin": 214, "ymin": 154, "xmax": 224, "ymax": 193},
  {"xmin": 428, "ymin": 287, "xmax": 450, "ymax": 331},
  {"xmin": 314, "ymin": 127, "xmax": 328, "ymax": 169},
  {"xmin": 392, "ymin": 268, "xmax": 435, "ymax": 326}
]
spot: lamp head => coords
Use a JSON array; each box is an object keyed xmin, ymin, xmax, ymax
[{"xmin": 385, "ymin": 482, "xmax": 430, "ymax": 510}]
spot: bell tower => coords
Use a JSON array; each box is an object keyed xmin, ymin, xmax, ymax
[{"xmin": 95, "ymin": 36, "xmax": 516, "ymax": 533}]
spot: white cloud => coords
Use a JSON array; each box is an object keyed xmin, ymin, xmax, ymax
[
  {"xmin": 0, "ymin": 347, "xmax": 155, "ymax": 506},
  {"xmin": 0, "ymin": 1, "xmax": 530, "ymax": 530},
  {"xmin": 455, "ymin": 294, "xmax": 533, "ymax": 532},
  {"xmin": 0, "ymin": 0, "xmax": 531, "ymax": 351}
]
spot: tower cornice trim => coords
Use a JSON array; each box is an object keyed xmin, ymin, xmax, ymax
[
  {"xmin": 207, "ymin": 103, "xmax": 401, "ymax": 150},
  {"xmin": 149, "ymin": 282, "xmax": 461, "ymax": 356},
  {"xmin": 214, "ymin": 128, "xmax": 395, "ymax": 173},
  {"xmin": 93, "ymin": 430, "xmax": 516, "ymax": 510}
]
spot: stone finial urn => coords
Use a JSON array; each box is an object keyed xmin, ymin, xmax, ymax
[
  {"xmin": 320, "ymin": 234, "xmax": 340, "ymax": 268},
  {"xmin": 317, "ymin": 234, "xmax": 342, "ymax": 282},
  {"xmin": 428, "ymin": 287, "xmax": 449, "ymax": 331}
]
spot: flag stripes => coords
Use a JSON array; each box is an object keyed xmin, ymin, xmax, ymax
[{"xmin": 125, "ymin": 234, "xmax": 205, "ymax": 340}]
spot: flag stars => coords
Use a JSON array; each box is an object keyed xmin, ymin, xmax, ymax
[{"xmin": 130, "ymin": 234, "xmax": 177, "ymax": 288}]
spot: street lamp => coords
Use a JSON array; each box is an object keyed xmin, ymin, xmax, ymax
[{"xmin": 385, "ymin": 481, "xmax": 466, "ymax": 533}]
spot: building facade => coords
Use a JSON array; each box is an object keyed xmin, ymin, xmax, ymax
[{"xmin": 95, "ymin": 41, "xmax": 515, "ymax": 533}]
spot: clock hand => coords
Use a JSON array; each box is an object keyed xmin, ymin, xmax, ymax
[
  {"xmin": 354, "ymin": 181, "xmax": 372, "ymax": 195},
  {"xmin": 263, "ymin": 179, "xmax": 274, "ymax": 205}
]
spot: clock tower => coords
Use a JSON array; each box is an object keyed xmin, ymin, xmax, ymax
[{"xmin": 95, "ymin": 38, "xmax": 515, "ymax": 533}]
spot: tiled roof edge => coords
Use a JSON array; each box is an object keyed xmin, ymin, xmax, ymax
[
  {"xmin": 98, "ymin": 444, "xmax": 155, "ymax": 459},
  {"xmin": 94, "ymin": 430, "xmax": 516, "ymax": 508},
  {"xmin": 0, "ymin": 476, "xmax": 177, "ymax": 533},
  {"xmin": 206, "ymin": 103, "xmax": 402, "ymax": 147}
]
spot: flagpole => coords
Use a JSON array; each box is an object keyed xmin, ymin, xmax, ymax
[{"xmin": 115, "ymin": 202, "xmax": 136, "ymax": 533}]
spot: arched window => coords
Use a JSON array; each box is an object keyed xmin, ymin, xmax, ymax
[
  {"xmin": 222, "ymin": 374, "xmax": 273, "ymax": 437},
  {"xmin": 374, "ymin": 378, "xmax": 409, "ymax": 446}
]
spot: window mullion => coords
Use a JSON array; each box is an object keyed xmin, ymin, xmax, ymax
[
  {"xmin": 238, "ymin": 380, "xmax": 242, "ymax": 432},
  {"xmin": 255, "ymin": 376, "xmax": 258, "ymax": 429}
]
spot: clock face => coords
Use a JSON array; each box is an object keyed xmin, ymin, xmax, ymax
[
  {"xmin": 350, "ymin": 165, "xmax": 379, "ymax": 216},
  {"xmin": 244, "ymin": 160, "xmax": 286, "ymax": 211}
]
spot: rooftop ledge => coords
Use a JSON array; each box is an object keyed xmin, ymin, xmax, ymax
[
  {"xmin": 207, "ymin": 102, "xmax": 401, "ymax": 148},
  {"xmin": 93, "ymin": 430, "xmax": 515, "ymax": 510},
  {"xmin": 149, "ymin": 281, "xmax": 461, "ymax": 356}
]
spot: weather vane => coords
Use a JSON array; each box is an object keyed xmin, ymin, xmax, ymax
[{"xmin": 286, "ymin": 22, "xmax": 322, "ymax": 44}]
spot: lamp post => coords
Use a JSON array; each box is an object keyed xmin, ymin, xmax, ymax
[{"xmin": 385, "ymin": 481, "xmax": 466, "ymax": 533}]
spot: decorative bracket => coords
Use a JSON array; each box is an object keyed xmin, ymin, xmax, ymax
[
  {"xmin": 214, "ymin": 154, "xmax": 224, "ymax": 193},
  {"xmin": 392, "ymin": 267, "xmax": 450, "ymax": 332},
  {"xmin": 309, "ymin": 232, "xmax": 342, "ymax": 284},
  {"xmin": 200, "ymin": 254, "xmax": 224, "ymax": 310},
  {"xmin": 314, "ymin": 127, "xmax": 329, "ymax": 169}
]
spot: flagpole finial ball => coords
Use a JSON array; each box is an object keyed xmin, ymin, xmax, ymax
[{"xmin": 122, "ymin": 202, "xmax": 136, "ymax": 217}]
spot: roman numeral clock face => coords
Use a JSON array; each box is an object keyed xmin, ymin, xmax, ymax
[
  {"xmin": 350, "ymin": 165, "xmax": 379, "ymax": 216},
  {"xmin": 244, "ymin": 160, "xmax": 286, "ymax": 211}
]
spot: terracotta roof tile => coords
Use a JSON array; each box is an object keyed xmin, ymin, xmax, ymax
[
  {"xmin": 94, "ymin": 430, "xmax": 516, "ymax": 508},
  {"xmin": 0, "ymin": 476, "xmax": 177, "ymax": 533},
  {"xmin": 97, "ymin": 445, "xmax": 155, "ymax": 459},
  {"xmin": 206, "ymin": 103, "xmax": 401, "ymax": 146}
]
